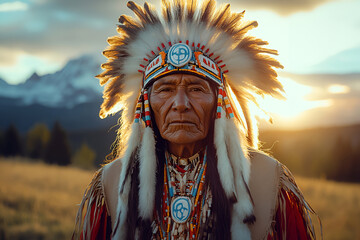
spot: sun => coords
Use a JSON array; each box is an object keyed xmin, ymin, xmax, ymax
[{"xmin": 254, "ymin": 77, "xmax": 332, "ymax": 120}]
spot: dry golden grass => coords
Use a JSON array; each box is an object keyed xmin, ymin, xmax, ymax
[
  {"xmin": 295, "ymin": 176, "xmax": 360, "ymax": 240},
  {"xmin": 0, "ymin": 157, "xmax": 94, "ymax": 240},
  {"xmin": 0, "ymin": 157, "xmax": 359, "ymax": 239}
]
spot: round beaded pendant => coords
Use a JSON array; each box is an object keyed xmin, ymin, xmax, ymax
[{"xmin": 170, "ymin": 196, "xmax": 192, "ymax": 223}]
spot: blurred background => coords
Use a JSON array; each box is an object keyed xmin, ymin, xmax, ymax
[{"xmin": 0, "ymin": 0, "xmax": 359, "ymax": 239}]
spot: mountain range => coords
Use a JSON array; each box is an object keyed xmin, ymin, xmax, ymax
[
  {"xmin": 0, "ymin": 55, "xmax": 102, "ymax": 108},
  {"xmin": 0, "ymin": 55, "xmax": 118, "ymax": 132}
]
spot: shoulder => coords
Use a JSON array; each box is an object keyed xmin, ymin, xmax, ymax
[
  {"xmin": 248, "ymin": 150, "xmax": 319, "ymax": 239},
  {"xmin": 102, "ymin": 158, "xmax": 123, "ymax": 194},
  {"xmin": 248, "ymin": 150, "xmax": 281, "ymax": 198},
  {"xmin": 248, "ymin": 150, "xmax": 281, "ymax": 240},
  {"xmin": 102, "ymin": 158, "xmax": 123, "ymax": 225},
  {"xmin": 249, "ymin": 150, "xmax": 280, "ymax": 177}
]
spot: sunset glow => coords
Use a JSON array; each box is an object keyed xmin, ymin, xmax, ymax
[
  {"xmin": 327, "ymin": 84, "xmax": 350, "ymax": 94},
  {"xmin": 255, "ymin": 77, "xmax": 332, "ymax": 119}
]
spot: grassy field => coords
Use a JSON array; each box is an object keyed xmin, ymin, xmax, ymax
[{"xmin": 0, "ymin": 158, "xmax": 359, "ymax": 240}]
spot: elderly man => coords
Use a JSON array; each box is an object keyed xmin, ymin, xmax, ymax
[{"xmin": 73, "ymin": 1, "xmax": 319, "ymax": 239}]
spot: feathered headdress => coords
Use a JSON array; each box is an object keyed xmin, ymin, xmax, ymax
[{"xmin": 96, "ymin": 0, "xmax": 283, "ymax": 238}]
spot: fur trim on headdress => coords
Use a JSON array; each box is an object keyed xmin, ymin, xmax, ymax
[
  {"xmin": 215, "ymin": 108, "xmax": 254, "ymax": 239},
  {"xmin": 225, "ymin": 118, "xmax": 255, "ymax": 239},
  {"xmin": 112, "ymin": 122, "xmax": 142, "ymax": 239},
  {"xmin": 138, "ymin": 127, "xmax": 157, "ymax": 218},
  {"xmin": 214, "ymin": 108, "xmax": 236, "ymax": 199}
]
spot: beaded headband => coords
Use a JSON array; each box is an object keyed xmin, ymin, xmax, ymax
[{"xmin": 140, "ymin": 42, "xmax": 225, "ymax": 89}]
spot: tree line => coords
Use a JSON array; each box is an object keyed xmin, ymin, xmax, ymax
[
  {"xmin": 260, "ymin": 128, "xmax": 360, "ymax": 183},
  {"xmin": 0, "ymin": 122, "xmax": 96, "ymax": 170},
  {"xmin": 2, "ymin": 123, "xmax": 359, "ymax": 182}
]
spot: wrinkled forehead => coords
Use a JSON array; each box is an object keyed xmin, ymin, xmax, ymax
[
  {"xmin": 149, "ymin": 73, "xmax": 218, "ymax": 96},
  {"xmin": 153, "ymin": 73, "xmax": 213, "ymax": 86}
]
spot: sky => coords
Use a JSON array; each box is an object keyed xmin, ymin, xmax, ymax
[{"xmin": 0, "ymin": 0, "xmax": 359, "ymax": 130}]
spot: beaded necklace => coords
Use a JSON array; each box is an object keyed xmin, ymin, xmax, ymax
[{"xmin": 152, "ymin": 150, "xmax": 213, "ymax": 240}]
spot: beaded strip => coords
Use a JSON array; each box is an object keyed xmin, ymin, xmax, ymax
[
  {"xmin": 134, "ymin": 93, "xmax": 143, "ymax": 123},
  {"xmin": 216, "ymin": 86, "xmax": 235, "ymax": 119},
  {"xmin": 152, "ymin": 151, "xmax": 212, "ymax": 240},
  {"xmin": 143, "ymin": 89, "xmax": 151, "ymax": 127}
]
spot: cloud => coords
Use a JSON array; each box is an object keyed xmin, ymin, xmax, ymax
[
  {"xmin": 224, "ymin": 0, "xmax": 339, "ymax": 15},
  {"xmin": 0, "ymin": 47, "xmax": 21, "ymax": 66},
  {"xmin": 310, "ymin": 46, "xmax": 360, "ymax": 74},
  {"xmin": 280, "ymin": 72, "xmax": 360, "ymax": 103},
  {"xmin": 0, "ymin": 1, "xmax": 28, "ymax": 12},
  {"xmin": 0, "ymin": 0, "xmax": 356, "ymax": 84},
  {"xmin": 0, "ymin": 0, "xmax": 123, "ymax": 67}
]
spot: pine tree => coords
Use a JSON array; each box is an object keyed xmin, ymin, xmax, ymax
[
  {"xmin": 26, "ymin": 123, "xmax": 50, "ymax": 159},
  {"xmin": 328, "ymin": 136, "xmax": 353, "ymax": 181},
  {"xmin": 72, "ymin": 143, "xmax": 96, "ymax": 170},
  {"xmin": 0, "ymin": 129, "xmax": 4, "ymax": 155},
  {"xmin": 45, "ymin": 122, "xmax": 71, "ymax": 165},
  {"xmin": 3, "ymin": 124, "xmax": 23, "ymax": 157}
]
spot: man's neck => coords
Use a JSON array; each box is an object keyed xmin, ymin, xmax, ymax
[{"xmin": 167, "ymin": 140, "xmax": 206, "ymax": 158}]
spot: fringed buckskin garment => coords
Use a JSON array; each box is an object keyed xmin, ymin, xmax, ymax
[
  {"xmin": 73, "ymin": 151, "xmax": 318, "ymax": 240},
  {"xmin": 73, "ymin": 0, "xmax": 320, "ymax": 239}
]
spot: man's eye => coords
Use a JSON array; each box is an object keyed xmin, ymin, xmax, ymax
[
  {"xmin": 189, "ymin": 87, "xmax": 203, "ymax": 92},
  {"xmin": 158, "ymin": 87, "xmax": 172, "ymax": 92}
]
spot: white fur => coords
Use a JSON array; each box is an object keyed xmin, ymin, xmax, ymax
[
  {"xmin": 112, "ymin": 179, "xmax": 130, "ymax": 239},
  {"xmin": 231, "ymin": 216, "xmax": 252, "ymax": 240},
  {"xmin": 214, "ymin": 109, "xmax": 236, "ymax": 198},
  {"xmin": 225, "ymin": 118, "xmax": 254, "ymax": 239},
  {"xmin": 226, "ymin": 119, "xmax": 250, "ymax": 182},
  {"xmin": 138, "ymin": 127, "xmax": 157, "ymax": 219},
  {"xmin": 112, "ymin": 122, "xmax": 142, "ymax": 239},
  {"xmin": 118, "ymin": 122, "xmax": 142, "ymax": 191}
]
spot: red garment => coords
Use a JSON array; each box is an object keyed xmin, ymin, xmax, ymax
[
  {"xmin": 80, "ymin": 204, "xmax": 111, "ymax": 240},
  {"xmin": 268, "ymin": 189, "xmax": 311, "ymax": 240}
]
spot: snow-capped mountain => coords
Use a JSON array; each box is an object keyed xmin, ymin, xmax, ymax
[{"xmin": 0, "ymin": 54, "xmax": 103, "ymax": 108}]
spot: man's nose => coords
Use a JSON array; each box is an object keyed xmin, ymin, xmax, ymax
[{"xmin": 172, "ymin": 88, "xmax": 190, "ymax": 112}]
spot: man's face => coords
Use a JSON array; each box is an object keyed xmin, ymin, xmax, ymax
[{"xmin": 150, "ymin": 73, "xmax": 216, "ymax": 146}]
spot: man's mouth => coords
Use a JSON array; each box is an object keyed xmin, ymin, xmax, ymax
[{"xmin": 168, "ymin": 121, "xmax": 196, "ymax": 126}]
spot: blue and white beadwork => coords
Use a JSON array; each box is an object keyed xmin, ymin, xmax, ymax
[
  {"xmin": 170, "ymin": 196, "xmax": 192, "ymax": 223},
  {"xmin": 167, "ymin": 43, "xmax": 192, "ymax": 67}
]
